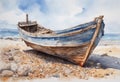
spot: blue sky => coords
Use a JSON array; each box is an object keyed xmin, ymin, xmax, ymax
[{"xmin": 0, "ymin": 0, "xmax": 120, "ymax": 34}]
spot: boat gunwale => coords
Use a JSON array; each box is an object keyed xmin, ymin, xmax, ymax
[{"xmin": 18, "ymin": 23, "xmax": 97, "ymax": 37}]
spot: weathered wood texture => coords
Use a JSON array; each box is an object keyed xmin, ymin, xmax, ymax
[{"xmin": 24, "ymin": 41, "xmax": 90, "ymax": 65}]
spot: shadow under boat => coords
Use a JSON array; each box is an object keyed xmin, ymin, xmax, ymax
[{"xmin": 86, "ymin": 54, "xmax": 120, "ymax": 70}]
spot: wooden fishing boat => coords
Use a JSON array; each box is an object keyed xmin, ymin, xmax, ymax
[{"xmin": 18, "ymin": 14, "xmax": 105, "ymax": 66}]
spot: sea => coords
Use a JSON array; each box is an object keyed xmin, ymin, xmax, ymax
[{"xmin": 0, "ymin": 28, "xmax": 120, "ymax": 41}]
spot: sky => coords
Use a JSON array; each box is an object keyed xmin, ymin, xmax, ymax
[{"xmin": 0, "ymin": 0, "xmax": 120, "ymax": 34}]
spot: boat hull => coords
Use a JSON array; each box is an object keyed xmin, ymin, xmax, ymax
[
  {"xmin": 23, "ymin": 25, "xmax": 102, "ymax": 66},
  {"xmin": 24, "ymin": 40, "xmax": 93, "ymax": 66}
]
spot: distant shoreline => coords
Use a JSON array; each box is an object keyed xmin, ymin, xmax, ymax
[
  {"xmin": 99, "ymin": 40, "xmax": 120, "ymax": 45},
  {"xmin": 0, "ymin": 37, "xmax": 120, "ymax": 46}
]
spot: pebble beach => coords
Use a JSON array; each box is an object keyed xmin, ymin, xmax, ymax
[{"xmin": 0, "ymin": 39, "xmax": 120, "ymax": 82}]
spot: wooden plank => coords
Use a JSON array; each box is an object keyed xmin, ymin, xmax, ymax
[
  {"xmin": 56, "ymin": 25, "xmax": 96, "ymax": 37},
  {"xmin": 80, "ymin": 16, "xmax": 104, "ymax": 66}
]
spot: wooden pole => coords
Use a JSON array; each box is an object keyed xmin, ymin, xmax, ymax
[{"xmin": 26, "ymin": 14, "xmax": 28, "ymax": 23}]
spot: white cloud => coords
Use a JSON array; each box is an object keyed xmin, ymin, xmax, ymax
[
  {"xmin": 45, "ymin": 0, "xmax": 82, "ymax": 16},
  {"xmin": 0, "ymin": 0, "xmax": 120, "ymax": 34},
  {"xmin": 0, "ymin": 0, "xmax": 26, "ymax": 25},
  {"xmin": 25, "ymin": 0, "xmax": 84, "ymax": 30},
  {"xmin": 81, "ymin": 0, "xmax": 120, "ymax": 34}
]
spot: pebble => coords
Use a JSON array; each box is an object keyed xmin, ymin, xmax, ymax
[
  {"xmin": 64, "ymin": 68, "xmax": 72, "ymax": 74},
  {"xmin": 0, "ymin": 62, "xmax": 10, "ymax": 71},
  {"xmin": 96, "ymin": 63, "xmax": 101, "ymax": 69},
  {"xmin": 109, "ymin": 50, "xmax": 112, "ymax": 52},
  {"xmin": 17, "ymin": 65, "xmax": 30, "ymax": 76},
  {"xmin": 10, "ymin": 62, "xmax": 18, "ymax": 72},
  {"xmin": 1, "ymin": 70, "xmax": 14, "ymax": 77},
  {"xmin": 101, "ymin": 53, "xmax": 108, "ymax": 56},
  {"xmin": 8, "ymin": 56, "xmax": 14, "ymax": 61},
  {"xmin": 52, "ymin": 74, "xmax": 60, "ymax": 78}
]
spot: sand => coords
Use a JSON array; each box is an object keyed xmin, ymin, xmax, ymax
[{"xmin": 0, "ymin": 39, "xmax": 120, "ymax": 82}]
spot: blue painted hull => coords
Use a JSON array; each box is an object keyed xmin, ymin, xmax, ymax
[{"xmin": 19, "ymin": 21, "xmax": 104, "ymax": 46}]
